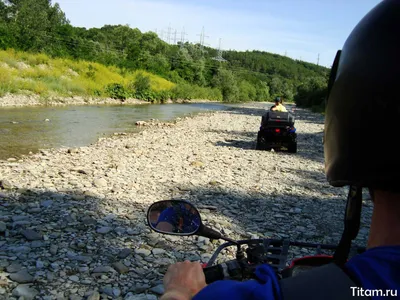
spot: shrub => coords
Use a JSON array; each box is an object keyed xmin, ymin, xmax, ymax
[{"xmin": 105, "ymin": 83, "xmax": 129, "ymax": 100}]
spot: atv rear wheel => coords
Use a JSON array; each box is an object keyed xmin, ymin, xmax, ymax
[
  {"xmin": 256, "ymin": 132, "xmax": 271, "ymax": 150},
  {"xmin": 288, "ymin": 142, "xmax": 297, "ymax": 153}
]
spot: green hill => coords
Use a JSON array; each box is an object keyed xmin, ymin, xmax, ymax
[{"xmin": 0, "ymin": 0, "xmax": 329, "ymax": 108}]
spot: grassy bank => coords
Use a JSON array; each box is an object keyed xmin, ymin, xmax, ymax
[{"xmin": 0, "ymin": 49, "xmax": 223, "ymax": 104}]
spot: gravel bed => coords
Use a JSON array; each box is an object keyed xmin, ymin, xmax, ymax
[{"xmin": 0, "ymin": 103, "xmax": 372, "ymax": 299}]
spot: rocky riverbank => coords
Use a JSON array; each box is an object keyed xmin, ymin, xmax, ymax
[
  {"xmin": 0, "ymin": 94, "xmax": 215, "ymax": 107},
  {"xmin": 0, "ymin": 103, "xmax": 372, "ymax": 299}
]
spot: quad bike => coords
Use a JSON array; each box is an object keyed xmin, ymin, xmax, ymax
[
  {"xmin": 256, "ymin": 111, "xmax": 297, "ymax": 153},
  {"xmin": 146, "ymin": 194, "xmax": 366, "ymax": 294}
]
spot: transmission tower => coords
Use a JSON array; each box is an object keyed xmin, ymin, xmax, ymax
[
  {"xmin": 212, "ymin": 38, "xmax": 227, "ymax": 62},
  {"xmin": 173, "ymin": 29, "xmax": 178, "ymax": 44},
  {"xmin": 317, "ymin": 53, "xmax": 320, "ymax": 65},
  {"xmin": 166, "ymin": 23, "xmax": 172, "ymax": 44},
  {"xmin": 197, "ymin": 26, "xmax": 209, "ymax": 51},
  {"xmin": 179, "ymin": 27, "xmax": 188, "ymax": 49}
]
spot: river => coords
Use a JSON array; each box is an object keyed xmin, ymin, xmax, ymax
[{"xmin": 0, "ymin": 102, "xmax": 231, "ymax": 160}]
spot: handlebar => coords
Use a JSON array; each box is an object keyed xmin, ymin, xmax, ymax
[
  {"xmin": 203, "ymin": 260, "xmax": 245, "ymax": 284},
  {"xmin": 203, "ymin": 264, "xmax": 225, "ymax": 284},
  {"xmin": 202, "ymin": 238, "xmax": 366, "ymax": 284}
]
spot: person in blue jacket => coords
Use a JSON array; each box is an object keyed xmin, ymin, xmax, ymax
[{"xmin": 159, "ymin": 1, "xmax": 400, "ymax": 299}]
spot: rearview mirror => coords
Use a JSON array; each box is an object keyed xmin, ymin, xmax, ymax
[{"xmin": 147, "ymin": 200, "xmax": 201, "ymax": 235}]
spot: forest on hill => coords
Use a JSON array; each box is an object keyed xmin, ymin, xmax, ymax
[{"xmin": 0, "ymin": 0, "xmax": 329, "ymax": 109}]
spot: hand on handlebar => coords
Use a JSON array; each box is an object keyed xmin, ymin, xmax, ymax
[{"xmin": 161, "ymin": 260, "xmax": 207, "ymax": 300}]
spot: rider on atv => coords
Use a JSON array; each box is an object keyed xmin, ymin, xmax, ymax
[
  {"xmin": 160, "ymin": 1, "xmax": 400, "ymax": 299},
  {"xmin": 270, "ymin": 97, "xmax": 287, "ymax": 112}
]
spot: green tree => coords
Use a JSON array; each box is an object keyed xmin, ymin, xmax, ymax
[
  {"xmin": 294, "ymin": 76, "xmax": 327, "ymax": 108},
  {"xmin": 239, "ymin": 80, "xmax": 257, "ymax": 102},
  {"xmin": 212, "ymin": 69, "xmax": 240, "ymax": 102},
  {"xmin": 255, "ymin": 81, "xmax": 270, "ymax": 101},
  {"xmin": 14, "ymin": 0, "xmax": 50, "ymax": 50},
  {"xmin": 269, "ymin": 76, "xmax": 284, "ymax": 98},
  {"xmin": 132, "ymin": 72, "xmax": 151, "ymax": 96}
]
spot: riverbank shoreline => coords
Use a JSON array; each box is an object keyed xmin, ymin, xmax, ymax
[{"xmin": 0, "ymin": 93, "xmax": 220, "ymax": 108}]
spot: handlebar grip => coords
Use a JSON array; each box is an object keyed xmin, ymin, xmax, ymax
[
  {"xmin": 203, "ymin": 260, "xmax": 243, "ymax": 284},
  {"xmin": 203, "ymin": 265, "xmax": 224, "ymax": 284}
]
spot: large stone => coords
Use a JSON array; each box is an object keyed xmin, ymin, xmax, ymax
[
  {"xmin": 134, "ymin": 249, "xmax": 151, "ymax": 257},
  {"xmin": 87, "ymin": 291, "xmax": 100, "ymax": 300},
  {"xmin": 7, "ymin": 263, "xmax": 23, "ymax": 273},
  {"xmin": 125, "ymin": 293, "xmax": 157, "ymax": 300},
  {"xmin": 12, "ymin": 284, "xmax": 39, "ymax": 300},
  {"xmin": 93, "ymin": 178, "xmax": 107, "ymax": 187},
  {"xmin": 112, "ymin": 261, "xmax": 129, "ymax": 274},
  {"xmin": 92, "ymin": 266, "xmax": 115, "ymax": 273},
  {"xmin": 152, "ymin": 248, "xmax": 166, "ymax": 255},
  {"xmin": 21, "ymin": 229, "xmax": 42, "ymax": 241},
  {"xmin": 0, "ymin": 221, "xmax": 6, "ymax": 232},
  {"xmin": 0, "ymin": 180, "xmax": 12, "ymax": 190},
  {"xmin": 96, "ymin": 227, "xmax": 112, "ymax": 234},
  {"xmin": 117, "ymin": 248, "xmax": 132, "ymax": 259},
  {"xmin": 9, "ymin": 269, "xmax": 34, "ymax": 283},
  {"xmin": 150, "ymin": 284, "xmax": 164, "ymax": 295}
]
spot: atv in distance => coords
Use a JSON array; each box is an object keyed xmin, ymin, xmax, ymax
[{"xmin": 256, "ymin": 111, "xmax": 297, "ymax": 153}]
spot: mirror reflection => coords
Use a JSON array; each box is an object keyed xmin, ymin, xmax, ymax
[{"xmin": 148, "ymin": 200, "xmax": 201, "ymax": 235}]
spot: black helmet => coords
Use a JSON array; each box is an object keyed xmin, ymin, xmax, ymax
[
  {"xmin": 274, "ymin": 97, "xmax": 281, "ymax": 103},
  {"xmin": 324, "ymin": 0, "xmax": 400, "ymax": 192}
]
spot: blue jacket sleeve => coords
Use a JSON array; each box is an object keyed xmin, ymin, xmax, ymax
[
  {"xmin": 156, "ymin": 207, "xmax": 174, "ymax": 225},
  {"xmin": 193, "ymin": 264, "xmax": 282, "ymax": 300}
]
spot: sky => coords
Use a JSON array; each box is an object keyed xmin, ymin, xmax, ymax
[{"xmin": 55, "ymin": 0, "xmax": 381, "ymax": 67}]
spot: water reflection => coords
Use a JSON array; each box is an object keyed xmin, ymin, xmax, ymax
[{"xmin": 0, "ymin": 103, "xmax": 228, "ymax": 160}]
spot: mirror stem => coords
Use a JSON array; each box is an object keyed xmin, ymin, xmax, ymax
[{"xmin": 221, "ymin": 236, "xmax": 240, "ymax": 246}]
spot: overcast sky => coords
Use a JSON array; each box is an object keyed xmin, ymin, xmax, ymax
[{"xmin": 55, "ymin": 0, "xmax": 381, "ymax": 67}]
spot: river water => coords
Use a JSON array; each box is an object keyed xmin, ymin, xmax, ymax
[{"xmin": 0, "ymin": 103, "xmax": 230, "ymax": 160}]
